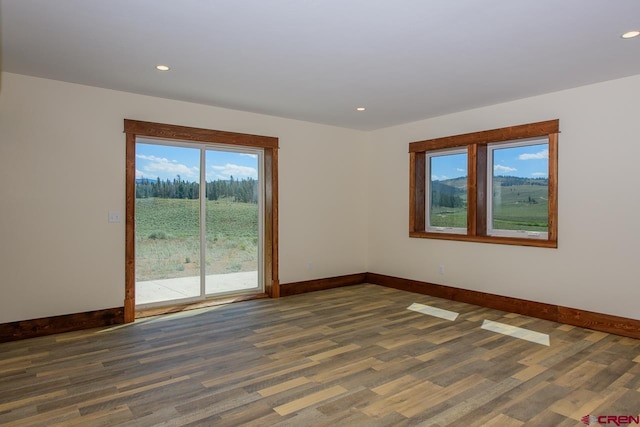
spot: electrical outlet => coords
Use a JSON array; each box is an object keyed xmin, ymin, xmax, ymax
[
  {"xmin": 438, "ymin": 264, "xmax": 445, "ymax": 275},
  {"xmin": 307, "ymin": 261, "xmax": 313, "ymax": 271}
]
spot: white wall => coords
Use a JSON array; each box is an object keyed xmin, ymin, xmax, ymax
[
  {"xmin": 3, "ymin": 71, "xmax": 639, "ymax": 324},
  {"xmin": 368, "ymin": 74, "xmax": 640, "ymax": 320},
  {"xmin": 0, "ymin": 72, "xmax": 369, "ymax": 323}
]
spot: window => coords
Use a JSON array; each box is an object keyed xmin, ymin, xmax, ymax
[
  {"xmin": 427, "ymin": 149, "xmax": 467, "ymax": 234},
  {"xmin": 487, "ymin": 138, "xmax": 549, "ymax": 239},
  {"xmin": 409, "ymin": 120, "xmax": 558, "ymax": 248}
]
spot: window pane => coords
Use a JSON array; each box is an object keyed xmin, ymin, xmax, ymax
[
  {"xmin": 429, "ymin": 152, "xmax": 467, "ymax": 229},
  {"xmin": 492, "ymin": 142, "xmax": 548, "ymax": 233}
]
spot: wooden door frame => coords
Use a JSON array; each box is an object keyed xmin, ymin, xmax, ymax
[{"xmin": 123, "ymin": 119, "xmax": 279, "ymax": 323}]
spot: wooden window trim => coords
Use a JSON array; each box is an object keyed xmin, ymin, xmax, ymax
[
  {"xmin": 409, "ymin": 119, "xmax": 558, "ymax": 248},
  {"xmin": 124, "ymin": 120, "xmax": 279, "ymax": 323}
]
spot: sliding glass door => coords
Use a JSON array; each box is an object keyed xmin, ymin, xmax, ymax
[{"xmin": 135, "ymin": 140, "xmax": 263, "ymax": 307}]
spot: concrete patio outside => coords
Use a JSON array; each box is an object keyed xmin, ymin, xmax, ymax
[{"xmin": 136, "ymin": 271, "xmax": 259, "ymax": 305}]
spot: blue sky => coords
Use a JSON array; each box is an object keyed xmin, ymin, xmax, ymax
[
  {"xmin": 136, "ymin": 143, "xmax": 258, "ymax": 182},
  {"xmin": 431, "ymin": 142, "xmax": 549, "ymax": 181}
]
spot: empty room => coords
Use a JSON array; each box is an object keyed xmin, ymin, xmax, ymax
[{"xmin": 1, "ymin": 1, "xmax": 640, "ymax": 425}]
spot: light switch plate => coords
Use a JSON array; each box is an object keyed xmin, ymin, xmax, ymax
[{"xmin": 108, "ymin": 211, "xmax": 121, "ymax": 223}]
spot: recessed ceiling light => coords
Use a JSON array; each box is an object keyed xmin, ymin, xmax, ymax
[
  {"xmin": 621, "ymin": 31, "xmax": 640, "ymax": 39},
  {"xmin": 156, "ymin": 65, "xmax": 170, "ymax": 71},
  {"xmin": 356, "ymin": 107, "xmax": 366, "ymax": 111}
]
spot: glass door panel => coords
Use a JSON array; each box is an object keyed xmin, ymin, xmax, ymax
[
  {"xmin": 204, "ymin": 149, "xmax": 262, "ymax": 295},
  {"xmin": 135, "ymin": 143, "xmax": 201, "ymax": 305}
]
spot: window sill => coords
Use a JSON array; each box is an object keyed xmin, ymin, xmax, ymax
[{"xmin": 409, "ymin": 231, "xmax": 557, "ymax": 248}]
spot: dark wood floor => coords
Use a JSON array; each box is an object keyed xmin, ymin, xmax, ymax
[{"xmin": 1, "ymin": 284, "xmax": 639, "ymax": 426}]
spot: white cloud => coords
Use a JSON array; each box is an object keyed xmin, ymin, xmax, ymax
[
  {"xmin": 136, "ymin": 154, "xmax": 161, "ymax": 161},
  {"xmin": 136, "ymin": 154, "xmax": 199, "ymax": 179},
  {"xmin": 531, "ymin": 172, "xmax": 548, "ymax": 177},
  {"xmin": 239, "ymin": 153, "xmax": 258, "ymax": 159},
  {"xmin": 519, "ymin": 149, "xmax": 549, "ymax": 160},
  {"xmin": 431, "ymin": 175, "xmax": 449, "ymax": 181},
  {"xmin": 209, "ymin": 163, "xmax": 258, "ymax": 180},
  {"xmin": 494, "ymin": 165, "xmax": 517, "ymax": 173},
  {"xmin": 456, "ymin": 168, "xmax": 466, "ymax": 173}
]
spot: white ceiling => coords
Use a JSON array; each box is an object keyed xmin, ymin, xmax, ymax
[{"xmin": 1, "ymin": 0, "xmax": 639, "ymax": 130}]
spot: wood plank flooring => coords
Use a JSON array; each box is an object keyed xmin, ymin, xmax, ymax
[{"xmin": 1, "ymin": 284, "xmax": 640, "ymax": 426}]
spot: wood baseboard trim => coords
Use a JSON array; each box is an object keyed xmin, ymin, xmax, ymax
[
  {"xmin": 366, "ymin": 272, "xmax": 640, "ymax": 339},
  {"xmin": 4, "ymin": 273, "xmax": 638, "ymax": 342},
  {"xmin": 0, "ymin": 307, "xmax": 125, "ymax": 343},
  {"xmin": 280, "ymin": 273, "xmax": 367, "ymax": 297}
]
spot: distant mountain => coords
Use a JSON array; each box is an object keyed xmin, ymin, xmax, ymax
[
  {"xmin": 430, "ymin": 177, "xmax": 466, "ymax": 209},
  {"xmin": 435, "ymin": 176, "xmax": 547, "ymax": 189},
  {"xmin": 432, "ymin": 177, "xmax": 466, "ymax": 194},
  {"xmin": 431, "ymin": 181, "xmax": 460, "ymax": 196}
]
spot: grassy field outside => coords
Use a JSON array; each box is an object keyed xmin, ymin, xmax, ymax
[
  {"xmin": 429, "ymin": 180, "xmax": 548, "ymax": 232},
  {"xmin": 136, "ymin": 180, "xmax": 545, "ymax": 281},
  {"xmin": 135, "ymin": 198, "xmax": 258, "ymax": 282},
  {"xmin": 430, "ymin": 206, "xmax": 467, "ymax": 228},
  {"xmin": 430, "ymin": 176, "xmax": 467, "ymax": 229},
  {"xmin": 492, "ymin": 183, "xmax": 548, "ymax": 231}
]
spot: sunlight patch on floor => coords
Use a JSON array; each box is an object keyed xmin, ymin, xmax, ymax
[
  {"xmin": 407, "ymin": 302, "xmax": 459, "ymax": 321},
  {"xmin": 481, "ymin": 319, "xmax": 550, "ymax": 346}
]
